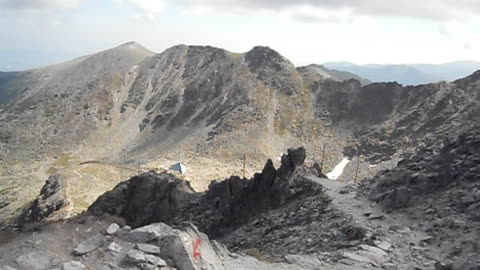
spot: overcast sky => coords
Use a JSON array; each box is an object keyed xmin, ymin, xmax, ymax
[{"xmin": 1, "ymin": 0, "xmax": 480, "ymax": 70}]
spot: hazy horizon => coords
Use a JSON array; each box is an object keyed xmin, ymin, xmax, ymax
[
  {"xmin": 2, "ymin": 41, "xmax": 480, "ymax": 72},
  {"xmin": 1, "ymin": 0, "xmax": 480, "ymax": 71}
]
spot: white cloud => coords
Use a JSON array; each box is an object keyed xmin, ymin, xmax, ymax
[
  {"xmin": 113, "ymin": 0, "xmax": 167, "ymax": 17},
  {"xmin": 0, "ymin": 0, "xmax": 83, "ymax": 11},
  {"xmin": 176, "ymin": 0, "xmax": 480, "ymax": 22}
]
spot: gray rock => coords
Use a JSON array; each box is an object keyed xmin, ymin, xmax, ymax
[
  {"xmin": 126, "ymin": 223, "xmax": 175, "ymax": 243},
  {"xmin": 138, "ymin": 264, "xmax": 158, "ymax": 270},
  {"xmin": 382, "ymin": 262, "xmax": 397, "ymax": 270},
  {"xmin": 106, "ymin": 223, "xmax": 120, "ymax": 235},
  {"xmin": 358, "ymin": 244, "xmax": 388, "ymax": 264},
  {"xmin": 284, "ymin": 254, "xmax": 323, "ymax": 269},
  {"xmin": 108, "ymin": 242, "xmax": 123, "ymax": 253},
  {"xmin": 159, "ymin": 223, "xmax": 224, "ymax": 270},
  {"xmin": 137, "ymin": 243, "xmax": 161, "ymax": 255},
  {"xmin": 125, "ymin": 249, "xmax": 167, "ymax": 267},
  {"xmin": 343, "ymin": 251, "xmax": 373, "ymax": 264},
  {"xmin": 368, "ymin": 214, "xmax": 385, "ymax": 220},
  {"xmin": 374, "ymin": 240, "xmax": 393, "ymax": 252},
  {"xmin": 419, "ymin": 236, "xmax": 434, "ymax": 247},
  {"xmin": 434, "ymin": 261, "xmax": 453, "ymax": 270},
  {"xmin": 15, "ymin": 252, "xmax": 56, "ymax": 270},
  {"xmin": 389, "ymin": 225, "xmax": 411, "ymax": 233},
  {"xmin": 0, "ymin": 266, "xmax": 17, "ymax": 270},
  {"xmin": 61, "ymin": 261, "xmax": 86, "ymax": 270},
  {"xmin": 73, "ymin": 232, "xmax": 105, "ymax": 255}
]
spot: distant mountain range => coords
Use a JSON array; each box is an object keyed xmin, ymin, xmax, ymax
[{"xmin": 323, "ymin": 61, "xmax": 480, "ymax": 85}]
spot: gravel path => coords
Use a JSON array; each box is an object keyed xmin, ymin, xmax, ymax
[{"xmin": 309, "ymin": 176, "xmax": 441, "ymax": 269}]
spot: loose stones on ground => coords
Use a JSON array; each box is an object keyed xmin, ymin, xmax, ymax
[{"xmin": 73, "ymin": 232, "xmax": 105, "ymax": 256}]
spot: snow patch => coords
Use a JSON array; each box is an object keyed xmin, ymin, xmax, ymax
[{"xmin": 327, "ymin": 157, "xmax": 350, "ymax": 180}]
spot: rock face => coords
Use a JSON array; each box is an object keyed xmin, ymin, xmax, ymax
[
  {"xmin": 159, "ymin": 223, "xmax": 224, "ymax": 270},
  {"xmin": 16, "ymin": 174, "xmax": 68, "ymax": 226},
  {"xmin": 362, "ymin": 127, "xmax": 480, "ymax": 213},
  {"xmin": 310, "ymin": 70, "xmax": 480, "ymax": 163},
  {"xmin": 359, "ymin": 127, "xmax": 480, "ymax": 269},
  {"xmin": 89, "ymin": 147, "xmax": 322, "ymax": 238},
  {"xmin": 89, "ymin": 173, "xmax": 197, "ymax": 228}
]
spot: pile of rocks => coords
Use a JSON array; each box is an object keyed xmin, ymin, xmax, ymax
[
  {"xmin": 220, "ymin": 193, "xmax": 366, "ymax": 258},
  {"xmin": 0, "ymin": 220, "xmax": 308, "ymax": 270}
]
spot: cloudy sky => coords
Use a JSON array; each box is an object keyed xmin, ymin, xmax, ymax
[{"xmin": 1, "ymin": 0, "xmax": 480, "ymax": 70}]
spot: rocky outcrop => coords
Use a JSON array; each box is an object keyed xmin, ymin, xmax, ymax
[
  {"xmin": 16, "ymin": 174, "xmax": 68, "ymax": 226},
  {"xmin": 195, "ymin": 147, "xmax": 324, "ymax": 238},
  {"xmin": 361, "ymin": 127, "xmax": 480, "ymax": 212},
  {"xmin": 87, "ymin": 148, "xmax": 369, "ymax": 260},
  {"xmin": 89, "ymin": 147, "xmax": 323, "ymax": 236},
  {"xmin": 88, "ymin": 172, "xmax": 197, "ymax": 227},
  {"xmin": 359, "ymin": 127, "xmax": 480, "ymax": 269}
]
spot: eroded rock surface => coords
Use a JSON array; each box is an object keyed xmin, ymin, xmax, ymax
[
  {"xmin": 359, "ymin": 127, "xmax": 480, "ymax": 269},
  {"xmin": 16, "ymin": 174, "xmax": 68, "ymax": 226}
]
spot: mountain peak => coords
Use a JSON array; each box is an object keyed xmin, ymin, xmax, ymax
[
  {"xmin": 118, "ymin": 41, "xmax": 142, "ymax": 48},
  {"xmin": 245, "ymin": 46, "xmax": 293, "ymax": 73},
  {"xmin": 114, "ymin": 41, "xmax": 154, "ymax": 55}
]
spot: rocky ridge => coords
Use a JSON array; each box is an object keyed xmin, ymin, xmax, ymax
[{"xmin": 88, "ymin": 148, "xmax": 341, "ymax": 241}]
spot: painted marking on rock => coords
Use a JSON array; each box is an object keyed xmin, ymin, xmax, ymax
[{"xmin": 193, "ymin": 238, "xmax": 202, "ymax": 259}]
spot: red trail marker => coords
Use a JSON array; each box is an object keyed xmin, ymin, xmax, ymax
[{"xmin": 193, "ymin": 238, "xmax": 202, "ymax": 259}]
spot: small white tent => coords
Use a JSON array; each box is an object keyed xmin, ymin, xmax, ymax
[{"xmin": 170, "ymin": 162, "xmax": 187, "ymax": 174}]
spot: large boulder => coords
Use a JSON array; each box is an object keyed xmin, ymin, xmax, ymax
[
  {"xmin": 73, "ymin": 233, "xmax": 105, "ymax": 256},
  {"xmin": 159, "ymin": 223, "xmax": 224, "ymax": 270},
  {"xmin": 126, "ymin": 222, "xmax": 176, "ymax": 243},
  {"xmin": 89, "ymin": 172, "xmax": 197, "ymax": 227},
  {"xmin": 121, "ymin": 222, "xmax": 224, "ymax": 270},
  {"xmin": 17, "ymin": 174, "xmax": 68, "ymax": 226}
]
